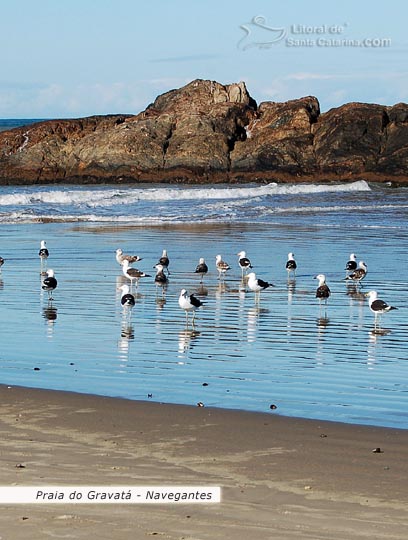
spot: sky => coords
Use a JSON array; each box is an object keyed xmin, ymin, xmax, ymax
[{"xmin": 0, "ymin": 0, "xmax": 406, "ymax": 118}]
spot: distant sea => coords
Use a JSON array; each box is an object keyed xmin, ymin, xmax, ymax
[{"xmin": 0, "ymin": 118, "xmax": 47, "ymax": 132}]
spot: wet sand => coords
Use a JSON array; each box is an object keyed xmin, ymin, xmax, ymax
[{"xmin": 0, "ymin": 385, "xmax": 407, "ymax": 539}]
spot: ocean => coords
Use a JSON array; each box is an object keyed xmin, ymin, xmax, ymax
[{"xmin": 0, "ymin": 179, "xmax": 407, "ymax": 429}]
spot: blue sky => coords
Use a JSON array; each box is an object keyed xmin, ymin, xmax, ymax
[{"xmin": 0, "ymin": 0, "xmax": 406, "ymax": 118}]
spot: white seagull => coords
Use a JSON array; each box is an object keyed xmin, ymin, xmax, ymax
[
  {"xmin": 122, "ymin": 259, "xmax": 151, "ymax": 288},
  {"xmin": 215, "ymin": 254, "xmax": 230, "ymax": 279},
  {"xmin": 247, "ymin": 272, "xmax": 273, "ymax": 299},
  {"xmin": 118, "ymin": 284, "xmax": 135, "ymax": 307},
  {"xmin": 178, "ymin": 289, "xmax": 203, "ymax": 325},
  {"xmin": 156, "ymin": 249, "xmax": 170, "ymax": 275},
  {"xmin": 42, "ymin": 269, "xmax": 57, "ymax": 300},
  {"xmin": 154, "ymin": 263, "xmax": 168, "ymax": 296},
  {"xmin": 115, "ymin": 248, "xmax": 142, "ymax": 266},
  {"xmin": 286, "ymin": 252, "xmax": 297, "ymax": 276},
  {"xmin": 195, "ymin": 257, "xmax": 208, "ymax": 282},
  {"xmin": 345, "ymin": 261, "xmax": 367, "ymax": 285},
  {"xmin": 39, "ymin": 240, "xmax": 49, "ymax": 259},
  {"xmin": 345, "ymin": 253, "xmax": 357, "ymax": 273},
  {"xmin": 365, "ymin": 290, "xmax": 397, "ymax": 329},
  {"xmin": 315, "ymin": 274, "xmax": 331, "ymax": 305},
  {"xmin": 237, "ymin": 250, "xmax": 253, "ymax": 276}
]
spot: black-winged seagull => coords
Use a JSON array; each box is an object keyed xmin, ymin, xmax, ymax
[
  {"xmin": 178, "ymin": 289, "xmax": 203, "ymax": 325},
  {"xmin": 247, "ymin": 272, "xmax": 273, "ymax": 299},
  {"xmin": 122, "ymin": 259, "xmax": 150, "ymax": 288},
  {"xmin": 39, "ymin": 240, "xmax": 49, "ymax": 259},
  {"xmin": 345, "ymin": 261, "xmax": 367, "ymax": 285},
  {"xmin": 345, "ymin": 253, "xmax": 357, "ymax": 273},
  {"xmin": 365, "ymin": 290, "xmax": 397, "ymax": 329},
  {"xmin": 42, "ymin": 269, "xmax": 57, "ymax": 300},
  {"xmin": 286, "ymin": 252, "xmax": 297, "ymax": 276},
  {"xmin": 195, "ymin": 257, "xmax": 208, "ymax": 282},
  {"xmin": 315, "ymin": 274, "xmax": 331, "ymax": 305},
  {"xmin": 156, "ymin": 249, "xmax": 170, "ymax": 275},
  {"xmin": 237, "ymin": 250, "xmax": 252, "ymax": 276}
]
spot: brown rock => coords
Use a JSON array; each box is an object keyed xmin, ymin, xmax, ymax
[
  {"xmin": 0, "ymin": 79, "xmax": 407, "ymax": 184},
  {"xmin": 231, "ymin": 96, "xmax": 319, "ymax": 175},
  {"xmin": 313, "ymin": 102, "xmax": 389, "ymax": 174}
]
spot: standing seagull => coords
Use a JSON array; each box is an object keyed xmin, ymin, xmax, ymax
[
  {"xmin": 115, "ymin": 248, "xmax": 142, "ymax": 266},
  {"xmin": 247, "ymin": 272, "xmax": 273, "ymax": 300},
  {"xmin": 237, "ymin": 250, "xmax": 252, "ymax": 276},
  {"xmin": 315, "ymin": 274, "xmax": 331, "ymax": 306},
  {"xmin": 345, "ymin": 253, "xmax": 357, "ymax": 274},
  {"xmin": 345, "ymin": 261, "xmax": 367, "ymax": 285},
  {"xmin": 39, "ymin": 240, "xmax": 49, "ymax": 259},
  {"xmin": 215, "ymin": 254, "xmax": 230, "ymax": 280},
  {"xmin": 195, "ymin": 257, "xmax": 208, "ymax": 282},
  {"xmin": 365, "ymin": 290, "xmax": 397, "ymax": 329},
  {"xmin": 42, "ymin": 269, "xmax": 57, "ymax": 301},
  {"xmin": 178, "ymin": 289, "xmax": 203, "ymax": 326},
  {"xmin": 122, "ymin": 259, "xmax": 150, "ymax": 289},
  {"xmin": 155, "ymin": 249, "xmax": 170, "ymax": 275},
  {"xmin": 286, "ymin": 252, "xmax": 297, "ymax": 277},
  {"xmin": 154, "ymin": 263, "xmax": 168, "ymax": 296},
  {"xmin": 118, "ymin": 284, "xmax": 135, "ymax": 307}
]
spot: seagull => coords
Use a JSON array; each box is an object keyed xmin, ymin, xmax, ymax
[
  {"xmin": 178, "ymin": 289, "xmax": 203, "ymax": 325},
  {"xmin": 345, "ymin": 261, "xmax": 367, "ymax": 285},
  {"xmin": 237, "ymin": 250, "xmax": 252, "ymax": 276},
  {"xmin": 286, "ymin": 252, "xmax": 297, "ymax": 277},
  {"xmin": 155, "ymin": 249, "xmax": 170, "ymax": 275},
  {"xmin": 154, "ymin": 263, "xmax": 168, "ymax": 295},
  {"xmin": 345, "ymin": 253, "xmax": 357, "ymax": 273},
  {"xmin": 115, "ymin": 248, "xmax": 142, "ymax": 266},
  {"xmin": 42, "ymin": 269, "xmax": 57, "ymax": 300},
  {"xmin": 247, "ymin": 272, "xmax": 273, "ymax": 299},
  {"xmin": 315, "ymin": 274, "xmax": 331, "ymax": 305},
  {"xmin": 39, "ymin": 240, "xmax": 49, "ymax": 259},
  {"xmin": 122, "ymin": 259, "xmax": 150, "ymax": 288},
  {"xmin": 215, "ymin": 254, "xmax": 230, "ymax": 279},
  {"xmin": 118, "ymin": 284, "xmax": 135, "ymax": 307},
  {"xmin": 195, "ymin": 257, "xmax": 208, "ymax": 282},
  {"xmin": 365, "ymin": 290, "xmax": 397, "ymax": 329}
]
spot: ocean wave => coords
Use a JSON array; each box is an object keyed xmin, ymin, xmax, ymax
[{"xmin": 0, "ymin": 180, "xmax": 371, "ymax": 208}]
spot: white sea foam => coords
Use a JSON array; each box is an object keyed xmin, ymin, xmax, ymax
[{"xmin": 0, "ymin": 180, "xmax": 371, "ymax": 207}]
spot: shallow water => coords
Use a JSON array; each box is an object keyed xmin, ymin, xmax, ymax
[{"xmin": 0, "ymin": 181, "xmax": 407, "ymax": 428}]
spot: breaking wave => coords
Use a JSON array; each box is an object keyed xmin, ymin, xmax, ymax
[{"xmin": 0, "ymin": 180, "xmax": 371, "ymax": 208}]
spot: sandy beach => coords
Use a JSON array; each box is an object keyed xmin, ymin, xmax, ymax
[{"xmin": 0, "ymin": 385, "xmax": 406, "ymax": 539}]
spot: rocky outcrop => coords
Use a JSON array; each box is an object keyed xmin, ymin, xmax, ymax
[{"xmin": 0, "ymin": 79, "xmax": 407, "ymax": 184}]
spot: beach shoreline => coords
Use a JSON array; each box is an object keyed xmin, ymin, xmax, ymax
[{"xmin": 1, "ymin": 384, "xmax": 407, "ymax": 539}]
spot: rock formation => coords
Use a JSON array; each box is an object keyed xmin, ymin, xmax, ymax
[{"xmin": 0, "ymin": 79, "xmax": 407, "ymax": 184}]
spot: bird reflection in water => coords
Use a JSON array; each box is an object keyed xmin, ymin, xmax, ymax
[
  {"xmin": 366, "ymin": 328, "xmax": 391, "ymax": 368},
  {"xmin": 346, "ymin": 284, "xmax": 366, "ymax": 302},
  {"xmin": 315, "ymin": 315, "xmax": 330, "ymax": 366},
  {"xmin": 118, "ymin": 321, "xmax": 135, "ymax": 359},
  {"xmin": 287, "ymin": 278, "xmax": 296, "ymax": 304},
  {"xmin": 246, "ymin": 306, "xmax": 269, "ymax": 343},
  {"xmin": 155, "ymin": 297, "xmax": 166, "ymax": 311},
  {"xmin": 178, "ymin": 328, "xmax": 201, "ymax": 354},
  {"xmin": 196, "ymin": 284, "xmax": 209, "ymax": 297},
  {"xmin": 43, "ymin": 304, "xmax": 58, "ymax": 338}
]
